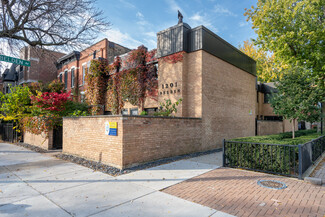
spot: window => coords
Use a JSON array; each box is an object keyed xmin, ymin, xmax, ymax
[
  {"xmin": 264, "ymin": 116, "xmax": 283, "ymax": 121},
  {"xmin": 130, "ymin": 108, "xmax": 138, "ymax": 115},
  {"xmin": 93, "ymin": 50, "xmax": 96, "ymax": 59},
  {"xmin": 87, "ymin": 61, "xmax": 91, "ymax": 74},
  {"xmin": 144, "ymin": 108, "xmax": 158, "ymax": 116},
  {"xmin": 71, "ymin": 68, "xmax": 75, "ymax": 88},
  {"xmin": 59, "ymin": 74, "xmax": 62, "ymax": 82},
  {"xmin": 64, "ymin": 70, "xmax": 68, "ymax": 89},
  {"xmin": 80, "ymin": 94, "xmax": 85, "ymax": 103},
  {"xmin": 264, "ymin": 93, "xmax": 272, "ymax": 103},
  {"xmin": 121, "ymin": 109, "xmax": 128, "ymax": 115},
  {"xmin": 82, "ymin": 65, "xmax": 86, "ymax": 85}
]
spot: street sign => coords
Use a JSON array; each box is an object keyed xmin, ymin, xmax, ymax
[{"xmin": 0, "ymin": 55, "xmax": 31, "ymax": 67}]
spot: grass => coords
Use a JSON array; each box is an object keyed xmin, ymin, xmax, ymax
[{"xmin": 233, "ymin": 129, "xmax": 322, "ymax": 145}]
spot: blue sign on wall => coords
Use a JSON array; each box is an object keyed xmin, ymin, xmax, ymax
[{"xmin": 105, "ymin": 122, "xmax": 117, "ymax": 136}]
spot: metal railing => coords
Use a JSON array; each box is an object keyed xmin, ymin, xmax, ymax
[
  {"xmin": 300, "ymin": 136, "xmax": 325, "ymax": 178},
  {"xmin": 223, "ymin": 135, "xmax": 325, "ymax": 179},
  {"xmin": 0, "ymin": 122, "xmax": 22, "ymax": 143}
]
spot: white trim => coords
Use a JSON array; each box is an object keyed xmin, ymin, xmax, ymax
[
  {"xmin": 82, "ymin": 62, "xmax": 87, "ymax": 66},
  {"xmin": 29, "ymin": 57, "xmax": 39, "ymax": 62},
  {"xmin": 18, "ymin": 79, "xmax": 38, "ymax": 85}
]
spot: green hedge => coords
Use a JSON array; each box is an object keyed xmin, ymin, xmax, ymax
[{"xmin": 224, "ymin": 141, "xmax": 299, "ymax": 176}]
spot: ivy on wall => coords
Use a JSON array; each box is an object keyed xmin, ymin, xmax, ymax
[
  {"xmin": 106, "ymin": 46, "xmax": 158, "ymax": 114},
  {"xmin": 160, "ymin": 51, "xmax": 185, "ymax": 64},
  {"xmin": 84, "ymin": 47, "xmax": 185, "ymax": 115},
  {"xmin": 85, "ymin": 58, "xmax": 110, "ymax": 115}
]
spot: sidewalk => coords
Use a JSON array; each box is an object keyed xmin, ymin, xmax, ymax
[
  {"xmin": 0, "ymin": 143, "xmax": 231, "ymax": 217},
  {"xmin": 163, "ymin": 167, "xmax": 325, "ymax": 217},
  {"xmin": 310, "ymin": 157, "xmax": 325, "ymax": 181}
]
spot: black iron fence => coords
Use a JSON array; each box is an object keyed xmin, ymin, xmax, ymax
[
  {"xmin": 223, "ymin": 135, "xmax": 325, "ymax": 179},
  {"xmin": 300, "ymin": 136, "xmax": 325, "ymax": 177},
  {"xmin": 0, "ymin": 122, "xmax": 22, "ymax": 143}
]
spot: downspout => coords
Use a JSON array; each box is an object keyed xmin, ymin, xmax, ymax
[{"xmin": 75, "ymin": 53, "xmax": 80, "ymax": 101}]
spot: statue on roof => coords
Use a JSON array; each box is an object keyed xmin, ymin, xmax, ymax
[{"xmin": 178, "ymin": 10, "xmax": 183, "ymax": 24}]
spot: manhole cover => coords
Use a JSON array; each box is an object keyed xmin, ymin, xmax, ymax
[{"xmin": 257, "ymin": 180, "xmax": 287, "ymax": 190}]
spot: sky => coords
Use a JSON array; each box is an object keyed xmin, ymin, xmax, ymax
[
  {"xmin": 95, "ymin": 0, "xmax": 258, "ymax": 50},
  {"xmin": 0, "ymin": 0, "xmax": 258, "ymax": 71}
]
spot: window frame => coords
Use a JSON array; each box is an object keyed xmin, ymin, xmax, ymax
[
  {"xmin": 64, "ymin": 70, "xmax": 68, "ymax": 89},
  {"xmin": 71, "ymin": 67, "xmax": 75, "ymax": 88},
  {"xmin": 130, "ymin": 108, "xmax": 138, "ymax": 115}
]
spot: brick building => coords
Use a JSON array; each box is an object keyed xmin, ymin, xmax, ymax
[
  {"xmin": 56, "ymin": 39, "xmax": 131, "ymax": 102},
  {"xmin": 256, "ymin": 82, "xmax": 298, "ymax": 135},
  {"xmin": 62, "ymin": 22, "xmax": 258, "ymax": 168},
  {"xmin": 18, "ymin": 46, "xmax": 65, "ymax": 85},
  {"xmin": 0, "ymin": 46, "xmax": 65, "ymax": 93}
]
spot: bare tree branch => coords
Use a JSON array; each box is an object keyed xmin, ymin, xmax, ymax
[{"xmin": 0, "ymin": 0, "xmax": 110, "ymax": 54}]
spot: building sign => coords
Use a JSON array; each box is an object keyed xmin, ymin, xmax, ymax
[
  {"xmin": 105, "ymin": 122, "xmax": 117, "ymax": 136},
  {"xmin": 0, "ymin": 55, "xmax": 31, "ymax": 67},
  {"xmin": 159, "ymin": 82, "xmax": 181, "ymax": 95}
]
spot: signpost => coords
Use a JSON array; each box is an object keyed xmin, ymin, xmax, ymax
[{"xmin": 0, "ymin": 55, "xmax": 31, "ymax": 67}]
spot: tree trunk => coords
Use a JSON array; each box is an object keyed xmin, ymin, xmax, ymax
[{"xmin": 292, "ymin": 119, "xmax": 295, "ymax": 139}]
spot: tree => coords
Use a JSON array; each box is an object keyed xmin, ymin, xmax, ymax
[
  {"xmin": 0, "ymin": 0, "xmax": 110, "ymax": 52},
  {"xmin": 239, "ymin": 40, "xmax": 280, "ymax": 82},
  {"xmin": 245, "ymin": 0, "xmax": 325, "ymax": 94},
  {"xmin": 0, "ymin": 85, "xmax": 31, "ymax": 126},
  {"xmin": 270, "ymin": 67, "xmax": 322, "ymax": 138}
]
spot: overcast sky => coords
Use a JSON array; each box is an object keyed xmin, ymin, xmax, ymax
[{"xmin": 96, "ymin": 0, "xmax": 258, "ymax": 49}]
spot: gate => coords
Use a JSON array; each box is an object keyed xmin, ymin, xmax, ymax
[
  {"xmin": 52, "ymin": 126, "xmax": 62, "ymax": 149},
  {"xmin": 0, "ymin": 122, "xmax": 22, "ymax": 142}
]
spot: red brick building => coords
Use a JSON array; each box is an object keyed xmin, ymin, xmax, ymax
[
  {"xmin": 18, "ymin": 46, "xmax": 65, "ymax": 85},
  {"xmin": 56, "ymin": 39, "xmax": 131, "ymax": 102}
]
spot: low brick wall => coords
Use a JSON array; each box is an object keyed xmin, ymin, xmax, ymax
[
  {"xmin": 24, "ymin": 131, "xmax": 53, "ymax": 150},
  {"xmin": 63, "ymin": 115, "xmax": 203, "ymax": 169},
  {"xmin": 257, "ymin": 120, "xmax": 298, "ymax": 136}
]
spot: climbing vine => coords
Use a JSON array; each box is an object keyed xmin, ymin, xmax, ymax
[
  {"xmin": 106, "ymin": 46, "xmax": 158, "ymax": 114},
  {"xmin": 160, "ymin": 51, "xmax": 185, "ymax": 64},
  {"xmin": 85, "ymin": 58, "xmax": 110, "ymax": 115}
]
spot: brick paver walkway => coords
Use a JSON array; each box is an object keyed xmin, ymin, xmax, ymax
[{"xmin": 162, "ymin": 168, "xmax": 325, "ymax": 217}]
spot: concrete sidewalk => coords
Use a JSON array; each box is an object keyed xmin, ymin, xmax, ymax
[{"xmin": 0, "ymin": 143, "xmax": 232, "ymax": 217}]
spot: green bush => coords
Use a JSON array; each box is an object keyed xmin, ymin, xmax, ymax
[
  {"xmin": 233, "ymin": 129, "xmax": 320, "ymax": 145},
  {"xmin": 140, "ymin": 111, "xmax": 148, "ymax": 116},
  {"xmin": 154, "ymin": 98, "xmax": 182, "ymax": 117}
]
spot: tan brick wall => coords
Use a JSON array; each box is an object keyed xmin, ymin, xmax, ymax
[
  {"xmin": 122, "ymin": 116, "xmax": 202, "ymax": 168},
  {"xmin": 257, "ymin": 120, "xmax": 298, "ymax": 136},
  {"xmin": 201, "ymin": 51, "xmax": 256, "ymax": 148},
  {"xmin": 283, "ymin": 119, "xmax": 298, "ymax": 133},
  {"xmin": 183, "ymin": 51, "xmax": 202, "ymax": 118},
  {"xmin": 63, "ymin": 116, "xmax": 202, "ymax": 169},
  {"xmin": 158, "ymin": 59, "xmax": 185, "ymax": 117},
  {"xmin": 63, "ymin": 116, "xmax": 123, "ymax": 168},
  {"xmin": 257, "ymin": 121, "xmax": 283, "ymax": 136},
  {"xmin": 24, "ymin": 131, "xmax": 53, "ymax": 150},
  {"xmin": 157, "ymin": 50, "xmax": 256, "ymax": 148}
]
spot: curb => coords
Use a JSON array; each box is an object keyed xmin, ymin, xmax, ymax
[{"xmin": 304, "ymin": 177, "xmax": 324, "ymax": 186}]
